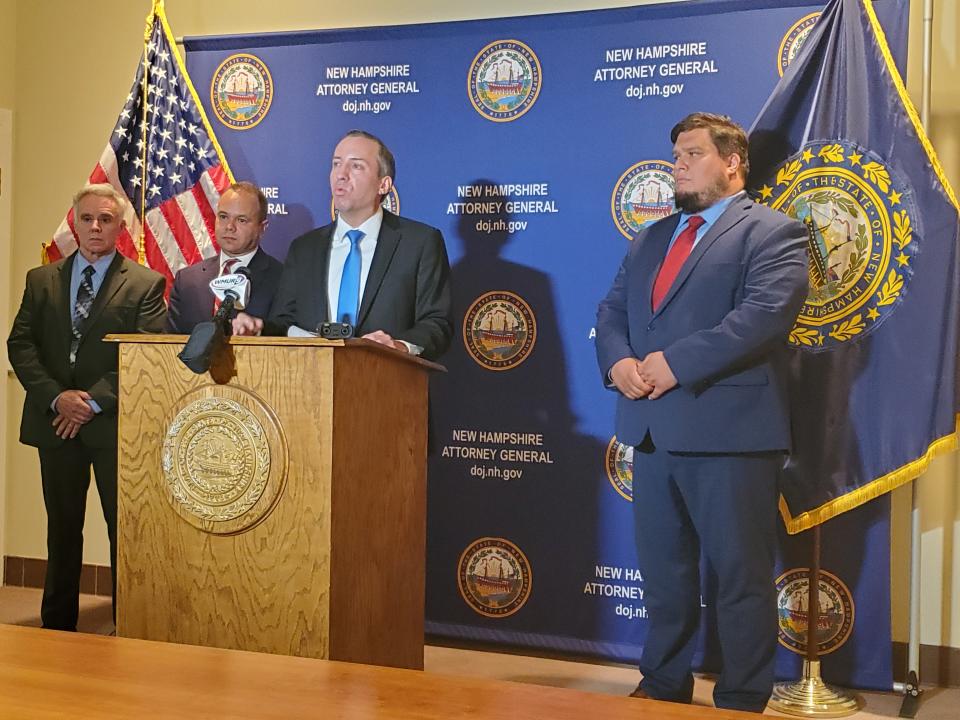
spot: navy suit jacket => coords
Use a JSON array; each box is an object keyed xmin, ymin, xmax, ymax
[
  {"xmin": 167, "ymin": 247, "xmax": 283, "ymax": 333},
  {"xmin": 596, "ymin": 195, "xmax": 809, "ymax": 453},
  {"xmin": 267, "ymin": 211, "xmax": 453, "ymax": 361}
]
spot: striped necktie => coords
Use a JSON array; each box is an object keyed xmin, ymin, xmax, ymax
[
  {"xmin": 213, "ymin": 258, "xmax": 240, "ymax": 313},
  {"xmin": 70, "ymin": 265, "xmax": 96, "ymax": 365}
]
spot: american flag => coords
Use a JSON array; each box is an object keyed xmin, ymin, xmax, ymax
[{"xmin": 45, "ymin": 0, "xmax": 232, "ymax": 288}]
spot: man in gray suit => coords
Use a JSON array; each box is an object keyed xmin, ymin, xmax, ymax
[
  {"xmin": 233, "ymin": 130, "xmax": 452, "ymax": 361},
  {"xmin": 596, "ymin": 113, "xmax": 809, "ymax": 712},
  {"xmin": 7, "ymin": 183, "xmax": 167, "ymax": 630}
]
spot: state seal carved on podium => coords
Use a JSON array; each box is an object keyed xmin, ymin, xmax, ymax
[{"xmin": 161, "ymin": 386, "xmax": 288, "ymax": 534}]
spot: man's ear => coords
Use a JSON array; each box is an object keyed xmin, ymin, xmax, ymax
[{"xmin": 726, "ymin": 153, "xmax": 742, "ymax": 177}]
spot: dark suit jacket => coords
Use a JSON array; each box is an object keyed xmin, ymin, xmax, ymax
[
  {"xmin": 596, "ymin": 196, "xmax": 809, "ymax": 453},
  {"xmin": 7, "ymin": 252, "xmax": 167, "ymax": 449},
  {"xmin": 166, "ymin": 247, "xmax": 283, "ymax": 333},
  {"xmin": 267, "ymin": 211, "xmax": 453, "ymax": 361}
]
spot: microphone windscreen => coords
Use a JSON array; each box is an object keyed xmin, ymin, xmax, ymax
[{"xmin": 177, "ymin": 321, "xmax": 224, "ymax": 374}]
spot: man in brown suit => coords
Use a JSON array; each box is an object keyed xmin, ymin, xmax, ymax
[{"xmin": 7, "ymin": 183, "xmax": 167, "ymax": 630}]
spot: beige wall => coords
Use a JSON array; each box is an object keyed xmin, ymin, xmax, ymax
[
  {"xmin": 0, "ymin": 0, "xmax": 14, "ymax": 563},
  {"xmin": 889, "ymin": 0, "xmax": 960, "ymax": 653},
  {"xmin": 2, "ymin": 0, "xmax": 958, "ymax": 653},
  {"xmin": 0, "ymin": 0, "xmax": 15, "ymax": 109}
]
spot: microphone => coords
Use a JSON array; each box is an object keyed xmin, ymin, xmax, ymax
[
  {"xmin": 177, "ymin": 266, "xmax": 252, "ymax": 374},
  {"xmin": 317, "ymin": 313, "xmax": 355, "ymax": 339},
  {"xmin": 210, "ymin": 265, "xmax": 252, "ymax": 315}
]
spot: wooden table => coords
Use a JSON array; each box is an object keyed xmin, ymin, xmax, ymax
[{"xmin": 0, "ymin": 624, "xmax": 757, "ymax": 719}]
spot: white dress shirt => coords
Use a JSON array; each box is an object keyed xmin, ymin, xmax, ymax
[
  {"xmin": 326, "ymin": 210, "xmax": 383, "ymax": 323},
  {"xmin": 219, "ymin": 248, "xmax": 258, "ymax": 274}
]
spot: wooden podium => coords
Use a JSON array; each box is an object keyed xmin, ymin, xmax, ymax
[{"xmin": 107, "ymin": 335, "xmax": 441, "ymax": 670}]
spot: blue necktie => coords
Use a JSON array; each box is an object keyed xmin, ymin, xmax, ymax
[{"xmin": 336, "ymin": 229, "xmax": 364, "ymax": 325}]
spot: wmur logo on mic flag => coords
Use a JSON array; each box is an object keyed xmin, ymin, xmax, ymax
[
  {"xmin": 748, "ymin": 0, "xmax": 960, "ymax": 533},
  {"xmin": 44, "ymin": 0, "xmax": 233, "ymax": 291}
]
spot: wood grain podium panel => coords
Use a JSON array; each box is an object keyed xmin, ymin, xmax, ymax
[
  {"xmin": 111, "ymin": 336, "xmax": 434, "ymax": 667},
  {"xmin": 330, "ymin": 344, "xmax": 428, "ymax": 669}
]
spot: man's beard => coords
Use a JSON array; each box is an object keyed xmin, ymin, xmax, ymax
[{"xmin": 675, "ymin": 176, "xmax": 730, "ymax": 214}]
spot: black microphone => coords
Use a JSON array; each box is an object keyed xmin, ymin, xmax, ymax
[
  {"xmin": 177, "ymin": 266, "xmax": 253, "ymax": 374},
  {"xmin": 317, "ymin": 313, "xmax": 355, "ymax": 339}
]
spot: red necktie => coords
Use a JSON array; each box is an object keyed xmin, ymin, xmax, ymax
[
  {"xmin": 651, "ymin": 215, "xmax": 705, "ymax": 311},
  {"xmin": 213, "ymin": 258, "xmax": 240, "ymax": 313}
]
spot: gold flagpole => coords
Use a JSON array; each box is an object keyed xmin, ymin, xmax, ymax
[
  {"xmin": 137, "ymin": 1, "xmax": 159, "ymax": 266},
  {"xmin": 769, "ymin": 525, "xmax": 863, "ymax": 717}
]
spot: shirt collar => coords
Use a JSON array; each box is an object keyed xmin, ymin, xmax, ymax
[
  {"xmin": 76, "ymin": 250, "xmax": 117, "ymax": 276},
  {"xmin": 676, "ymin": 190, "xmax": 744, "ymax": 229},
  {"xmin": 334, "ymin": 208, "xmax": 383, "ymax": 246},
  {"xmin": 220, "ymin": 248, "xmax": 258, "ymax": 271}
]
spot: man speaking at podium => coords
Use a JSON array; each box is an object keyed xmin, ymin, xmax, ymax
[
  {"xmin": 167, "ymin": 181, "xmax": 282, "ymax": 334},
  {"xmin": 233, "ymin": 130, "xmax": 453, "ymax": 361},
  {"xmin": 7, "ymin": 184, "xmax": 167, "ymax": 631}
]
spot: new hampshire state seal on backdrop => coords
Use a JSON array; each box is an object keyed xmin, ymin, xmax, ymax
[
  {"xmin": 611, "ymin": 161, "xmax": 676, "ymax": 239},
  {"xmin": 463, "ymin": 291, "xmax": 537, "ymax": 370},
  {"xmin": 775, "ymin": 568, "xmax": 855, "ymax": 655},
  {"xmin": 604, "ymin": 436, "xmax": 634, "ymax": 501},
  {"xmin": 468, "ymin": 40, "xmax": 542, "ymax": 122},
  {"xmin": 458, "ymin": 537, "xmax": 533, "ymax": 617},
  {"xmin": 211, "ymin": 53, "xmax": 274, "ymax": 130},
  {"xmin": 777, "ymin": 13, "xmax": 821, "ymax": 77},
  {"xmin": 757, "ymin": 140, "xmax": 917, "ymax": 350}
]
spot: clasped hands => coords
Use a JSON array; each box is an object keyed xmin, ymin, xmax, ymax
[
  {"xmin": 52, "ymin": 390, "xmax": 95, "ymax": 439},
  {"xmin": 610, "ymin": 351, "xmax": 677, "ymax": 400}
]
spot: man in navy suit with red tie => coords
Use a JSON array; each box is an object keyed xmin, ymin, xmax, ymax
[{"xmin": 596, "ymin": 113, "xmax": 809, "ymax": 713}]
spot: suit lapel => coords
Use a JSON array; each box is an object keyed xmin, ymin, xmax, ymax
[
  {"xmin": 639, "ymin": 218, "xmax": 679, "ymax": 319},
  {"xmin": 651, "ymin": 199, "xmax": 749, "ymax": 319},
  {"xmin": 314, "ymin": 226, "xmax": 334, "ymax": 324},
  {"xmin": 357, "ymin": 213, "xmax": 400, "ymax": 329},
  {"xmin": 80, "ymin": 253, "xmax": 127, "ymax": 336},
  {"xmin": 198, "ymin": 255, "xmax": 218, "ymax": 313},
  {"xmin": 57, "ymin": 254, "xmax": 76, "ymax": 348},
  {"xmin": 247, "ymin": 247, "xmax": 266, "ymax": 276}
]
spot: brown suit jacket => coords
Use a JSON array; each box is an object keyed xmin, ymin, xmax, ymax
[{"xmin": 7, "ymin": 251, "xmax": 167, "ymax": 449}]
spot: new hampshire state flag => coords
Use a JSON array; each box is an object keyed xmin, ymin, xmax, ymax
[{"xmin": 749, "ymin": 0, "xmax": 960, "ymax": 533}]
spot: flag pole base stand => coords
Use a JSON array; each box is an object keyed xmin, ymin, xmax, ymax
[
  {"xmin": 768, "ymin": 660, "xmax": 863, "ymax": 718},
  {"xmin": 898, "ymin": 670, "xmax": 922, "ymax": 718}
]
